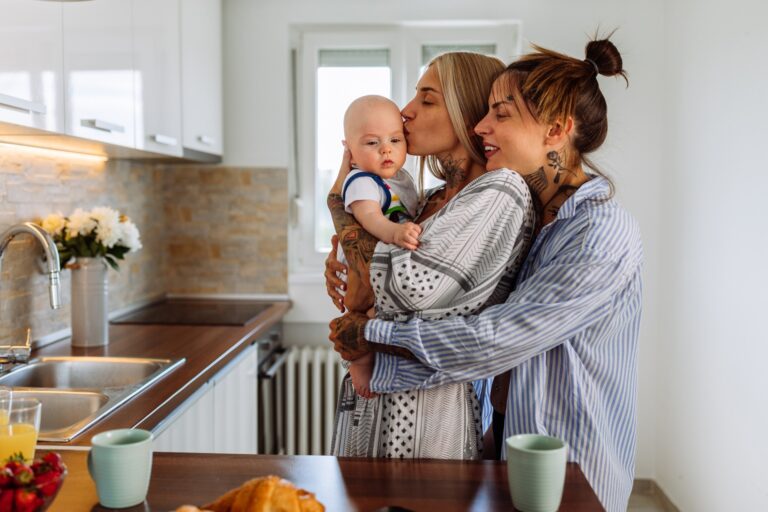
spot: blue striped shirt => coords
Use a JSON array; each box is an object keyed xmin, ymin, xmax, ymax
[{"xmin": 366, "ymin": 177, "xmax": 643, "ymax": 512}]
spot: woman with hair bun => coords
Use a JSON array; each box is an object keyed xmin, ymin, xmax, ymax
[{"xmin": 327, "ymin": 34, "xmax": 643, "ymax": 512}]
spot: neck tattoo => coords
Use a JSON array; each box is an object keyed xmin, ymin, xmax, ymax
[
  {"xmin": 524, "ymin": 166, "xmax": 549, "ymax": 195},
  {"xmin": 547, "ymin": 150, "xmax": 568, "ymax": 184},
  {"xmin": 441, "ymin": 155, "xmax": 468, "ymax": 189}
]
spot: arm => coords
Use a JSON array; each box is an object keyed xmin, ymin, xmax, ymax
[
  {"xmin": 350, "ymin": 200, "xmax": 421, "ymax": 250},
  {"xmin": 327, "ymin": 193, "xmax": 376, "ymax": 314},
  {"xmin": 325, "ymin": 149, "xmax": 378, "ymax": 315},
  {"xmin": 367, "ymin": 242, "xmax": 643, "ymax": 392}
]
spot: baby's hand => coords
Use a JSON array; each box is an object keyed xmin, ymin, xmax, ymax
[{"xmin": 393, "ymin": 222, "xmax": 421, "ymax": 250}]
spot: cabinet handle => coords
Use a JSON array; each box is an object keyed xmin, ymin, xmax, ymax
[
  {"xmin": 81, "ymin": 119, "xmax": 125, "ymax": 133},
  {"xmin": 0, "ymin": 93, "xmax": 46, "ymax": 115},
  {"xmin": 197, "ymin": 135, "xmax": 215, "ymax": 146},
  {"xmin": 151, "ymin": 134, "xmax": 178, "ymax": 146}
]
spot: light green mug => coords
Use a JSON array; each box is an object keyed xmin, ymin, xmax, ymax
[
  {"xmin": 88, "ymin": 428, "xmax": 154, "ymax": 508},
  {"xmin": 506, "ymin": 434, "xmax": 568, "ymax": 512}
]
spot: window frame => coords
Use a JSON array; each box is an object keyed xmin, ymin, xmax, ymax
[{"xmin": 290, "ymin": 22, "xmax": 521, "ymax": 277}]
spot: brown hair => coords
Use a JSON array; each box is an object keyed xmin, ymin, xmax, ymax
[
  {"xmin": 497, "ymin": 33, "xmax": 627, "ymax": 196},
  {"xmin": 419, "ymin": 52, "xmax": 505, "ymax": 192}
]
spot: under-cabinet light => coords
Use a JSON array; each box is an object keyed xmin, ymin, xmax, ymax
[{"xmin": 0, "ymin": 142, "xmax": 108, "ymax": 163}]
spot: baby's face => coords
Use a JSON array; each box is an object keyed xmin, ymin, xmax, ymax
[{"xmin": 346, "ymin": 103, "xmax": 407, "ymax": 179}]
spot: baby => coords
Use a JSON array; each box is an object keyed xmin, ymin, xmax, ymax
[{"xmin": 336, "ymin": 95, "xmax": 421, "ymax": 398}]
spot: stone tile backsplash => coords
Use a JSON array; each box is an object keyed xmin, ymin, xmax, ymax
[
  {"xmin": 0, "ymin": 148, "xmax": 287, "ymax": 344},
  {"xmin": 161, "ymin": 165, "xmax": 288, "ymax": 295}
]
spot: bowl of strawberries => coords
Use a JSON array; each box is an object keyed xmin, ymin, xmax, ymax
[{"xmin": 0, "ymin": 452, "xmax": 67, "ymax": 512}]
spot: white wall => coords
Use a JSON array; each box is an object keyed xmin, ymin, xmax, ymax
[
  {"xmin": 223, "ymin": 0, "xmax": 666, "ymax": 480},
  {"xmin": 656, "ymin": 0, "xmax": 768, "ymax": 509}
]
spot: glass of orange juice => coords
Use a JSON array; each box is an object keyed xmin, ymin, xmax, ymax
[
  {"xmin": 0, "ymin": 398, "xmax": 41, "ymax": 462},
  {"xmin": 0, "ymin": 387, "xmax": 11, "ymax": 426}
]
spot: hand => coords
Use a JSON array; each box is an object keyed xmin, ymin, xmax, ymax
[
  {"xmin": 329, "ymin": 311, "xmax": 371, "ymax": 361},
  {"xmin": 393, "ymin": 222, "xmax": 422, "ymax": 250},
  {"xmin": 325, "ymin": 235, "xmax": 348, "ymax": 313},
  {"xmin": 330, "ymin": 147, "xmax": 353, "ymax": 195}
]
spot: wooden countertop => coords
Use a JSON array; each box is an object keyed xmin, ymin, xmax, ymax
[
  {"xmin": 49, "ymin": 451, "xmax": 604, "ymax": 511},
  {"xmin": 32, "ymin": 300, "xmax": 291, "ymax": 446}
]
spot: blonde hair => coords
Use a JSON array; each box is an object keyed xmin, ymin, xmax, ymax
[{"xmin": 418, "ymin": 52, "xmax": 506, "ymax": 192}]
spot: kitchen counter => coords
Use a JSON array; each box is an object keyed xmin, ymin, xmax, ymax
[
  {"xmin": 48, "ymin": 451, "xmax": 604, "ymax": 511},
  {"xmin": 31, "ymin": 300, "xmax": 291, "ymax": 446}
]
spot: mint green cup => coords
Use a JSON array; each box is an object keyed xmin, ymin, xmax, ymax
[
  {"xmin": 88, "ymin": 428, "xmax": 153, "ymax": 508},
  {"xmin": 506, "ymin": 434, "xmax": 568, "ymax": 512}
]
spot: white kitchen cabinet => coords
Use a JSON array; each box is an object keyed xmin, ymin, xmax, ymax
[
  {"xmin": 132, "ymin": 0, "xmax": 182, "ymax": 157},
  {"xmin": 180, "ymin": 0, "xmax": 223, "ymax": 156},
  {"xmin": 62, "ymin": 0, "xmax": 135, "ymax": 147},
  {"xmin": 212, "ymin": 343, "xmax": 258, "ymax": 454},
  {"xmin": 0, "ymin": 0, "xmax": 63, "ymax": 134},
  {"xmin": 154, "ymin": 343, "xmax": 259, "ymax": 454},
  {"xmin": 153, "ymin": 382, "xmax": 216, "ymax": 453}
]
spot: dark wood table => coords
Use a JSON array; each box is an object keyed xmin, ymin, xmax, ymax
[{"xmin": 48, "ymin": 451, "xmax": 604, "ymax": 511}]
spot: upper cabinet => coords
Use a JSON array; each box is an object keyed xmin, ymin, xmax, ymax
[
  {"xmin": 0, "ymin": 0, "xmax": 222, "ymax": 161},
  {"xmin": 0, "ymin": 0, "xmax": 64, "ymax": 134},
  {"xmin": 62, "ymin": 0, "xmax": 135, "ymax": 148},
  {"xmin": 180, "ymin": 0, "xmax": 223, "ymax": 157},
  {"xmin": 133, "ymin": 0, "xmax": 183, "ymax": 157}
]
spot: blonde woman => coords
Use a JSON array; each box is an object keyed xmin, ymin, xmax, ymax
[{"xmin": 327, "ymin": 52, "xmax": 535, "ymax": 459}]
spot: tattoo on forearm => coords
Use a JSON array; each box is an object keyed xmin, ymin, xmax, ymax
[
  {"xmin": 328, "ymin": 193, "xmax": 376, "ymax": 312},
  {"xmin": 441, "ymin": 155, "xmax": 468, "ymax": 189},
  {"xmin": 336, "ymin": 315, "xmax": 370, "ymax": 357}
]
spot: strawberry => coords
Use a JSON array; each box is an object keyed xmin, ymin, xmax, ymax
[
  {"xmin": 14, "ymin": 488, "xmax": 42, "ymax": 512},
  {"xmin": 11, "ymin": 464, "xmax": 33, "ymax": 486},
  {"xmin": 42, "ymin": 452, "xmax": 63, "ymax": 471},
  {"xmin": 0, "ymin": 467, "xmax": 12, "ymax": 488},
  {"xmin": 0, "ymin": 489, "xmax": 13, "ymax": 511},
  {"xmin": 33, "ymin": 470, "xmax": 61, "ymax": 497}
]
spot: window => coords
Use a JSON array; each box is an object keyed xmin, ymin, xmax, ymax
[
  {"xmin": 290, "ymin": 23, "xmax": 520, "ymax": 274},
  {"xmin": 315, "ymin": 48, "xmax": 392, "ymax": 252}
]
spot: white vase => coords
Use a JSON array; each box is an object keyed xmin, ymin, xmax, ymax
[{"xmin": 70, "ymin": 257, "xmax": 109, "ymax": 347}]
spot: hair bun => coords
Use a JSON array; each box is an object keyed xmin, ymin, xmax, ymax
[{"xmin": 585, "ymin": 38, "xmax": 627, "ymax": 80}]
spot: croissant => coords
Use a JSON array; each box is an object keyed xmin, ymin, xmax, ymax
[{"xmin": 177, "ymin": 475, "xmax": 324, "ymax": 512}]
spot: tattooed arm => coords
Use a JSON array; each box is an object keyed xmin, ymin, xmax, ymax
[{"xmin": 327, "ymin": 192, "xmax": 376, "ymax": 313}]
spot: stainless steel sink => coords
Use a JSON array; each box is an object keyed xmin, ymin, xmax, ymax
[
  {"xmin": 0, "ymin": 356, "xmax": 185, "ymax": 442},
  {"xmin": 12, "ymin": 389, "xmax": 108, "ymax": 440},
  {"xmin": 0, "ymin": 357, "xmax": 172, "ymax": 389}
]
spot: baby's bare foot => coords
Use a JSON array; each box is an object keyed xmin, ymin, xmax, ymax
[{"xmin": 349, "ymin": 354, "xmax": 376, "ymax": 399}]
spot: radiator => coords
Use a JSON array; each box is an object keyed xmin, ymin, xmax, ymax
[{"xmin": 259, "ymin": 346, "xmax": 345, "ymax": 455}]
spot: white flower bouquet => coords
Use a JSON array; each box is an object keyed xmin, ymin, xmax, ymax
[{"xmin": 40, "ymin": 206, "xmax": 142, "ymax": 270}]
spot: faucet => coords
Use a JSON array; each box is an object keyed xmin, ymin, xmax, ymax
[
  {"xmin": 0, "ymin": 222, "xmax": 61, "ymax": 309},
  {"xmin": 0, "ymin": 222, "xmax": 61, "ymax": 368}
]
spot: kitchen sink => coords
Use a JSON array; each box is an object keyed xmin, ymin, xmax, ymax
[
  {"xmin": 12, "ymin": 389, "xmax": 108, "ymax": 440},
  {"xmin": 0, "ymin": 357, "xmax": 185, "ymax": 442},
  {"xmin": 0, "ymin": 357, "xmax": 172, "ymax": 389}
]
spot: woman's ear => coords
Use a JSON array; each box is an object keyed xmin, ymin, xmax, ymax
[{"xmin": 544, "ymin": 116, "xmax": 575, "ymax": 147}]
